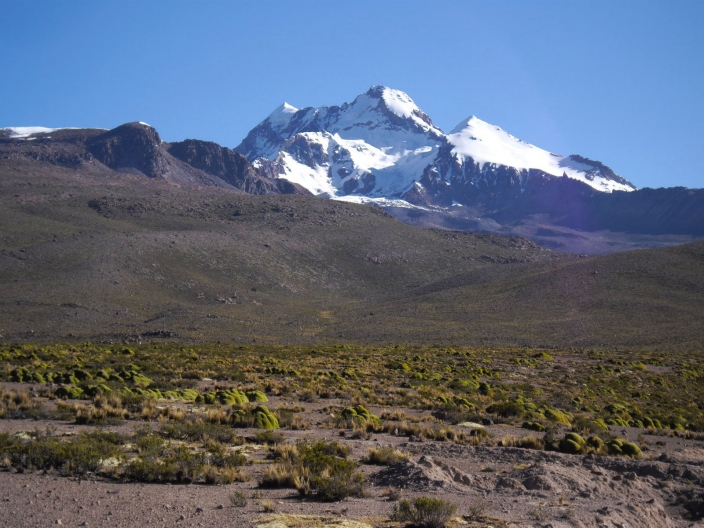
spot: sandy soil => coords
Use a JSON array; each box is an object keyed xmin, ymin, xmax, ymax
[{"xmin": 1, "ymin": 406, "xmax": 703, "ymax": 528}]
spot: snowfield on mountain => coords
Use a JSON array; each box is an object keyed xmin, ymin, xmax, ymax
[{"xmin": 236, "ymin": 86, "xmax": 636, "ymax": 207}]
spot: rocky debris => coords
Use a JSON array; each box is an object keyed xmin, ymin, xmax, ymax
[{"xmin": 371, "ymin": 455, "xmax": 474, "ymax": 491}]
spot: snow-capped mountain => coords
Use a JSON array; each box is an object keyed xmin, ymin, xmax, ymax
[
  {"xmin": 237, "ymin": 86, "xmax": 445, "ymax": 202},
  {"xmin": 236, "ymin": 86, "xmax": 636, "ymax": 208}
]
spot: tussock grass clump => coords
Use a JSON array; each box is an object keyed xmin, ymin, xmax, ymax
[
  {"xmin": 0, "ymin": 387, "xmax": 46, "ymax": 419},
  {"xmin": 392, "ymin": 497, "xmax": 457, "ymax": 528},
  {"xmin": 259, "ymin": 439, "xmax": 364, "ymax": 501},
  {"xmin": 365, "ymin": 446, "xmax": 410, "ymax": 465}
]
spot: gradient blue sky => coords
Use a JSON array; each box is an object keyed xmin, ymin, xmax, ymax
[{"xmin": 2, "ymin": 0, "xmax": 702, "ymax": 189}]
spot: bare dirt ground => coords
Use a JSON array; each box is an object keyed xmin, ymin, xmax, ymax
[{"xmin": 1, "ymin": 390, "xmax": 703, "ymax": 528}]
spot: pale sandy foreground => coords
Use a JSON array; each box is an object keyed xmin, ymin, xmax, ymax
[{"xmin": 1, "ymin": 425, "xmax": 703, "ymax": 528}]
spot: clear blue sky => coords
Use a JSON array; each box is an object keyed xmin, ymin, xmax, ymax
[{"xmin": 1, "ymin": 0, "xmax": 702, "ymax": 189}]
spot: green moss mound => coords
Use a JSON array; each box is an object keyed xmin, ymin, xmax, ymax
[
  {"xmin": 216, "ymin": 389, "xmax": 249, "ymax": 406},
  {"xmin": 341, "ymin": 404, "xmax": 380, "ymax": 425},
  {"xmin": 607, "ymin": 438, "xmax": 642, "ymax": 458},
  {"xmin": 55, "ymin": 385, "xmax": 84, "ymax": 399},
  {"xmin": 245, "ymin": 390, "xmax": 268, "ymax": 403},
  {"xmin": 253, "ymin": 405, "xmax": 279, "ymax": 430},
  {"xmin": 522, "ymin": 421, "xmax": 545, "ymax": 432},
  {"xmin": 559, "ymin": 432, "xmax": 586, "ymax": 454}
]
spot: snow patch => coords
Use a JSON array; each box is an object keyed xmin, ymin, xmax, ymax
[
  {"xmin": 2, "ymin": 126, "xmax": 58, "ymax": 138},
  {"xmin": 382, "ymin": 88, "xmax": 420, "ymax": 119},
  {"xmin": 335, "ymin": 195, "xmax": 431, "ymax": 211},
  {"xmin": 277, "ymin": 152, "xmax": 336, "ymax": 197}
]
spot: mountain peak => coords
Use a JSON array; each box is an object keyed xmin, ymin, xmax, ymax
[
  {"xmin": 450, "ymin": 115, "xmax": 490, "ymax": 134},
  {"xmin": 267, "ymin": 102, "xmax": 298, "ymax": 121}
]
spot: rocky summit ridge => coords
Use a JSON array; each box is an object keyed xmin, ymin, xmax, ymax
[{"xmin": 0, "ymin": 121, "xmax": 308, "ymax": 196}]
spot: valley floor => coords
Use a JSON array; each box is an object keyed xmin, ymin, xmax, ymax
[{"xmin": 1, "ymin": 343, "xmax": 703, "ymax": 527}]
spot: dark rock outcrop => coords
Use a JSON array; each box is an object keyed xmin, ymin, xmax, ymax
[
  {"xmin": 167, "ymin": 139, "xmax": 309, "ymax": 195},
  {"xmin": 87, "ymin": 122, "xmax": 169, "ymax": 178}
]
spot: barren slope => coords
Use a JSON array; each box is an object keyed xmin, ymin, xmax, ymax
[{"xmin": 1, "ymin": 159, "xmax": 703, "ymax": 349}]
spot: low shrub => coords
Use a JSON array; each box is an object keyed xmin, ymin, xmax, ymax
[
  {"xmin": 229, "ymin": 491, "xmax": 248, "ymax": 507},
  {"xmin": 392, "ymin": 497, "xmax": 457, "ymax": 528},
  {"xmin": 159, "ymin": 420, "xmax": 241, "ymax": 444},
  {"xmin": 2, "ymin": 432, "xmax": 123, "ymax": 476},
  {"xmin": 259, "ymin": 438, "xmax": 363, "ymax": 501},
  {"xmin": 124, "ymin": 444, "xmax": 205, "ymax": 483}
]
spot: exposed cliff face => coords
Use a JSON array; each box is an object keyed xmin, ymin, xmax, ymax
[
  {"xmin": 86, "ymin": 123, "xmax": 165, "ymax": 178},
  {"xmin": 166, "ymin": 139, "xmax": 309, "ymax": 195}
]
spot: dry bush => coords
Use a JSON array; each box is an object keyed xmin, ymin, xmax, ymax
[
  {"xmin": 498, "ymin": 435, "xmax": 519, "ymax": 447},
  {"xmin": 0, "ymin": 387, "xmax": 45, "ymax": 419},
  {"xmin": 518, "ymin": 436, "xmax": 545, "ymax": 450},
  {"xmin": 269, "ymin": 443, "xmax": 299, "ymax": 463},
  {"xmin": 229, "ymin": 491, "xmax": 247, "ymax": 507},
  {"xmin": 205, "ymin": 407, "xmax": 228, "ymax": 424},
  {"xmin": 392, "ymin": 497, "xmax": 457, "ymax": 528},
  {"xmin": 365, "ymin": 446, "xmax": 410, "ymax": 465},
  {"xmin": 141, "ymin": 399, "xmax": 158, "ymax": 421},
  {"xmin": 260, "ymin": 462, "xmax": 304, "ymax": 488},
  {"xmin": 382, "ymin": 486, "xmax": 403, "ymax": 501},
  {"xmin": 221, "ymin": 466, "xmax": 250, "ymax": 484}
]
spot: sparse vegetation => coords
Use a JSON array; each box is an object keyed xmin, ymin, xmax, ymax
[
  {"xmin": 365, "ymin": 446, "xmax": 410, "ymax": 465},
  {"xmin": 392, "ymin": 497, "xmax": 457, "ymax": 528},
  {"xmin": 229, "ymin": 491, "xmax": 248, "ymax": 507}
]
